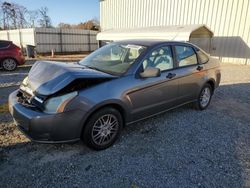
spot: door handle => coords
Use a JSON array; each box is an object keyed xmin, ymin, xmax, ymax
[
  {"xmin": 197, "ymin": 65, "xmax": 204, "ymax": 71},
  {"xmin": 166, "ymin": 73, "xmax": 176, "ymax": 79}
]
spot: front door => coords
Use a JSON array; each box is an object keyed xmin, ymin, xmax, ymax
[{"xmin": 127, "ymin": 45, "xmax": 180, "ymax": 121}]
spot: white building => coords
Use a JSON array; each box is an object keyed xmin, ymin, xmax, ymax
[{"xmin": 100, "ymin": 0, "xmax": 250, "ymax": 64}]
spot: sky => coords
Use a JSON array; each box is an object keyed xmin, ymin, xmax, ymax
[{"xmin": 5, "ymin": 0, "xmax": 100, "ymax": 26}]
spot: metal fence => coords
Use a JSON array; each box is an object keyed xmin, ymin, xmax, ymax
[{"xmin": 0, "ymin": 28, "xmax": 98, "ymax": 53}]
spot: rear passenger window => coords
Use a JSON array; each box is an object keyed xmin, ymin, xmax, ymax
[
  {"xmin": 175, "ymin": 46, "xmax": 198, "ymax": 67},
  {"xmin": 0, "ymin": 41, "xmax": 10, "ymax": 49},
  {"xmin": 197, "ymin": 50, "xmax": 209, "ymax": 63}
]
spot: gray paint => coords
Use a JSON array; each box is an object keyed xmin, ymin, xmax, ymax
[
  {"xmin": 27, "ymin": 61, "xmax": 116, "ymax": 96},
  {"xmin": 9, "ymin": 41, "xmax": 221, "ymax": 143}
]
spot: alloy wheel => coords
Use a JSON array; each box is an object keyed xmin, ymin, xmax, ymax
[
  {"xmin": 91, "ymin": 114, "xmax": 119, "ymax": 146},
  {"xmin": 2, "ymin": 59, "xmax": 17, "ymax": 71},
  {"xmin": 200, "ymin": 87, "xmax": 211, "ymax": 108}
]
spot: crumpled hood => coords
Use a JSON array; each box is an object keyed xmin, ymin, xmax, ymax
[{"xmin": 25, "ymin": 61, "xmax": 116, "ymax": 96}]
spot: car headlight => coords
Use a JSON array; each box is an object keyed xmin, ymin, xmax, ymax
[
  {"xmin": 43, "ymin": 91, "xmax": 78, "ymax": 114},
  {"xmin": 22, "ymin": 76, "xmax": 29, "ymax": 85}
]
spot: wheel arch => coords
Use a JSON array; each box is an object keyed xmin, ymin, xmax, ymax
[
  {"xmin": 0, "ymin": 57, "xmax": 18, "ymax": 68},
  {"xmin": 1, "ymin": 57, "xmax": 18, "ymax": 63},
  {"xmin": 206, "ymin": 79, "xmax": 216, "ymax": 93},
  {"xmin": 80, "ymin": 101, "xmax": 129, "ymax": 136}
]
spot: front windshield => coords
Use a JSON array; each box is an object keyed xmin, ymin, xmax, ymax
[{"xmin": 79, "ymin": 43, "xmax": 147, "ymax": 75}]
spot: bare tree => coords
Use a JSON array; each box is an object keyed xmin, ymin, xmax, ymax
[
  {"xmin": 58, "ymin": 22, "xmax": 71, "ymax": 29},
  {"xmin": 0, "ymin": 2, "xmax": 28, "ymax": 29},
  {"xmin": 1, "ymin": 2, "xmax": 13, "ymax": 29},
  {"xmin": 27, "ymin": 10, "xmax": 38, "ymax": 27},
  {"xmin": 14, "ymin": 4, "xmax": 28, "ymax": 28},
  {"xmin": 57, "ymin": 19, "xmax": 100, "ymax": 31},
  {"xmin": 0, "ymin": 2, "xmax": 54, "ymax": 29},
  {"xmin": 38, "ymin": 7, "xmax": 52, "ymax": 28}
]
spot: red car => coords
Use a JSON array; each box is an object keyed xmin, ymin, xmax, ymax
[{"xmin": 0, "ymin": 40, "xmax": 25, "ymax": 71}]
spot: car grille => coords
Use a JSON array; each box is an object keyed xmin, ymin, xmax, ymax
[
  {"xmin": 17, "ymin": 89, "xmax": 36, "ymax": 108},
  {"xmin": 17, "ymin": 89, "xmax": 45, "ymax": 112}
]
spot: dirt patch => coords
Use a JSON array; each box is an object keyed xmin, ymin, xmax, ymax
[
  {"xmin": 0, "ymin": 122, "xmax": 28, "ymax": 147},
  {"xmin": 0, "ymin": 103, "xmax": 8, "ymax": 113}
]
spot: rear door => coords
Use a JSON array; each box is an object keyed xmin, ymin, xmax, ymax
[
  {"xmin": 0, "ymin": 41, "xmax": 11, "ymax": 57},
  {"xmin": 173, "ymin": 45, "xmax": 205, "ymax": 103},
  {"xmin": 127, "ymin": 45, "xmax": 181, "ymax": 120}
]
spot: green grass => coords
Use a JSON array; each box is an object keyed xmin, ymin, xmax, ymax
[
  {"xmin": 131, "ymin": 184, "xmax": 138, "ymax": 188},
  {"xmin": 0, "ymin": 103, "xmax": 9, "ymax": 113}
]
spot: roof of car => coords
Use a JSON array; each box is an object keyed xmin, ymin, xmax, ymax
[
  {"xmin": 114, "ymin": 40, "xmax": 191, "ymax": 47},
  {"xmin": 0, "ymin": 40, "xmax": 12, "ymax": 43}
]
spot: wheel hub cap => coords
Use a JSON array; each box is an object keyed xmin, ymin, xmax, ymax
[
  {"xmin": 91, "ymin": 114, "xmax": 119, "ymax": 146},
  {"xmin": 200, "ymin": 87, "xmax": 211, "ymax": 107},
  {"xmin": 3, "ymin": 59, "xmax": 16, "ymax": 70}
]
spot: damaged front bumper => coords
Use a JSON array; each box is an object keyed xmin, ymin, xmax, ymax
[{"xmin": 8, "ymin": 90, "xmax": 86, "ymax": 143}]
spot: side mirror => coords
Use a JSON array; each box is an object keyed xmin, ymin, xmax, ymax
[{"xmin": 140, "ymin": 67, "xmax": 161, "ymax": 78}]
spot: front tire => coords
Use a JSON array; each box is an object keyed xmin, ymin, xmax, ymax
[
  {"xmin": 194, "ymin": 84, "xmax": 212, "ymax": 110},
  {"xmin": 2, "ymin": 58, "xmax": 17, "ymax": 71},
  {"xmin": 82, "ymin": 107, "xmax": 123, "ymax": 150}
]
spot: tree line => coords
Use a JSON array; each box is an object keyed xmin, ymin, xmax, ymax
[
  {"xmin": 0, "ymin": 1, "xmax": 99, "ymax": 30},
  {"xmin": 58, "ymin": 19, "xmax": 100, "ymax": 31},
  {"xmin": 0, "ymin": 1, "xmax": 52, "ymax": 29}
]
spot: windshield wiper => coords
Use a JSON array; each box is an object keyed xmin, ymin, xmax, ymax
[
  {"xmin": 84, "ymin": 65, "xmax": 102, "ymax": 72},
  {"xmin": 79, "ymin": 64, "xmax": 118, "ymax": 76}
]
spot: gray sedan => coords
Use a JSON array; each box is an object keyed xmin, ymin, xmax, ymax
[{"xmin": 9, "ymin": 40, "xmax": 221, "ymax": 150}]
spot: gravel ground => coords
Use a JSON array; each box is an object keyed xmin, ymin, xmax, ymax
[{"xmin": 0, "ymin": 63, "xmax": 250, "ymax": 188}]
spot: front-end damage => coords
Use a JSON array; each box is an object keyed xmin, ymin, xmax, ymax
[
  {"xmin": 8, "ymin": 61, "xmax": 117, "ymax": 142},
  {"xmin": 16, "ymin": 61, "xmax": 117, "ymax": 113},
  {"xmin": 17, "ymin": 76, "xmax": 114, "ymax": 112}
]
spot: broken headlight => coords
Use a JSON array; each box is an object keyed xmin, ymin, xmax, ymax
[{"xmin": 43, "ymin": 91, "xmax": 78, "ymax": 114}]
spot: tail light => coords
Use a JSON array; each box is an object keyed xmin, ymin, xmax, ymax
[{"xmin": 15, "ymin": 46, "xmax": 22, "ymax": 55}]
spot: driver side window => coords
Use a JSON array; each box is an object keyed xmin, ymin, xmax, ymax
[{"xmin": 143, "ymin": 46, "xmax": 173, "ymax": 71}]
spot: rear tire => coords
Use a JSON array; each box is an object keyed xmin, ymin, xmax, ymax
[
  {"xmin": 194, "ymin": 84, "xmax": 212, "ymax": 110},
  {"xmin": 82, "ymin": 107, "xmax": 123, "ymax": 150},
  {"xmin": 2, "ymin": 58, "xmax": 17, "ymax": 71}
]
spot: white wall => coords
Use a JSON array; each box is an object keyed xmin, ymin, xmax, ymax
[
  {"xmin": 100, "ymin": 0, "xmax": 250, "ymax": 64},
  {"xmin": 0, "ymin": 28, "xmax": 35, "ymax": 47},
  {"xmin": 0, "ymin": 28, "xmax": 98, "ymax": 53}
]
